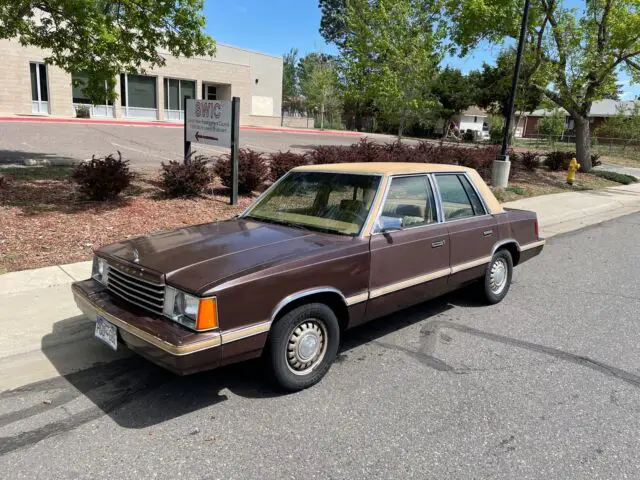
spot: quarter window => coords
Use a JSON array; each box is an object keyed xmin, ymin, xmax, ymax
[
  {"xmin": 435, "ymin": 174, "xmax": 485, "ymax": 221},
  {"xmin": 378, "ymin": 175, "xmax": 436, "ymax": 230}
]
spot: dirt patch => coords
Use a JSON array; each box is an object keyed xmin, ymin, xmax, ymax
[
  {"xmin": 491, "ymin": 169, "xmax": 619, "ymax": 203},
  {"xmin": 0, "ymin": 166, "xmax": 255, "ymax": 273}
]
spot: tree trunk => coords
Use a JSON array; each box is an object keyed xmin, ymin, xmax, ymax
[
  {"xmin": 574, "ymin": 117, "xmax": 592, "ymax": 171},
  {"xmin": 442, "ymin": 116, "xmax": 451, "ymax": 139},
  {"xmin": 320, "ymin": 103, "xmax": 325, "ymax": 130},
  {"xmin": 398, "ymin": 110, "xmax": 407, "ymax": 141}
]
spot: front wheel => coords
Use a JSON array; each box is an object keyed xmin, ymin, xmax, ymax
[
  {"xmin": 480, "ymin": 250, "xmax": 513, "ymax": 305},
  {"xmin": 267, "ymin": 303, "xmax": 340, "ymax": 392}
]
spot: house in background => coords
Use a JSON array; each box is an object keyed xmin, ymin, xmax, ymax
[
  {"xmin": 516, "ymin": 99, "xmax": 638, "ymax": 138},
  {"xmin": 436, "ymin": 106, "xmax": 490, "ymax": 139}
]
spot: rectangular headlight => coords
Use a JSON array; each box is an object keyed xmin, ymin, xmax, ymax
[
  {"xmin": 163, "ymin": 286, "xmax": 218, "ymax": 331},
  {"xmin": 91, "ymin": 256, "xmax": 109, "ymax": 285}
]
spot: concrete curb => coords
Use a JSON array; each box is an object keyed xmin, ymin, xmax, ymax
[
  {"xmin": 0, "ymin": 261, "xmax": 91, "ymax": 295},
  {"xmin": 0, "ymin": 116, "xmax": 364, "ymax": 137}
]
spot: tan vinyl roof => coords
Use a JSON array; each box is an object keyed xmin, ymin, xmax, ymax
[{"xmin": 293, "ymin": 162, "xmax": 475, "ymax": 175}]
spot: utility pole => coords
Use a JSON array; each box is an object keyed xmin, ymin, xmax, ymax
[{"xmin": 492, "ymin": 0, "xmax": 531, "ymax": 188}]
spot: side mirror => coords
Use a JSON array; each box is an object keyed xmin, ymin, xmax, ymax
[{"xmin": 375, "ymin": 216, "xmax": 402, "ymax": 233}]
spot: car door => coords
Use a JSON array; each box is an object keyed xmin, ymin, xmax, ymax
[
  {"xmin": 433, "ymin": 173, "xmax": 497, "ymax": 286},
  {"xmin": 367, "ymin": 175, "xmax": 451, "ymax": 320}
]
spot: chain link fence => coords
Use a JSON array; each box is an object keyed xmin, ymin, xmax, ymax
[{"xmin": 515, "ymin": 135, "xmax": 640, "ymax": 160}]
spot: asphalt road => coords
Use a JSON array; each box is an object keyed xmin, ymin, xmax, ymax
[
  {"xmin": 0, "ymin": 122, "xmax": 402, "ymax": 168},
  {"xmin": 2, "ymin": 214, "xmax": 640, "ymax": 479}
]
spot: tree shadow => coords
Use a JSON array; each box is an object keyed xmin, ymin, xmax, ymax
[
  {"xmin": 0, "ymin": 149, "xmax": 81, "ymax": 166},
  {"xmin": 0, "ymin": 166, "xmax": 156, "ymax": 215}
]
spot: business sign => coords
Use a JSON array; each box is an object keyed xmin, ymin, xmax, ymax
[{"xmin": 185, "ymin": 99, "xmax": 232, "ymax": 148}]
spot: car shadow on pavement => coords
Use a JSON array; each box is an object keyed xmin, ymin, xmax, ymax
[{"xmin": 24, "ymin": 295, "xmax": 461, "ymax": 441}]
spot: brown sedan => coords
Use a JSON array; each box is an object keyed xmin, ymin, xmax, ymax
[{"xmin": 73, "ymin": 163, "xmax": 544, "ymax": 390}]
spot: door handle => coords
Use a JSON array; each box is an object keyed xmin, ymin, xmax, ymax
[
  {"xmin": 431, "ymin": 240, "xmax": 446, "ymax": 248},
  {"xmin": 483, "ymin": 230, "xmax": 494, "ymax": 237}
]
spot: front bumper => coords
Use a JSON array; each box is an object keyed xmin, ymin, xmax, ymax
[{"xmin": 72, "ymin": 279, "xmax": 222, "ymax": 375}]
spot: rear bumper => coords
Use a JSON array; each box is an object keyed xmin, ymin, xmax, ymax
[
  {"xmin": 519, "ymin": 239, "xmax": 545, "ymax": 263},
  {"xmin": 72, "ymin": 279, "xmax": 222, "ymax": 375}
]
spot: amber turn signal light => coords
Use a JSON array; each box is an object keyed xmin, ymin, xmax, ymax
[{"xmin": 196, "ymin": 298, "xmax": 218, "ymax": 331}]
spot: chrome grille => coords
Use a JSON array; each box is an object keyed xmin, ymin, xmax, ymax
[{"xmin": 107, "ymin": 265, "xmax": 165, "ymax": 315}]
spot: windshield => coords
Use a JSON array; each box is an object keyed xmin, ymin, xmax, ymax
[{"xmin": 243, "ymin": 171, "xmax": 382, "ymax": 235}]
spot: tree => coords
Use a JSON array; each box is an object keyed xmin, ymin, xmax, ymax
[
  {"xmin": 319, "ymin": 0, "xmax": 348, "ymax": 48},
  {"xmin": 282, "ymin": 48, "xmax": 302, "ymax": 118},
  {"xmin": 1, "ymin": 1, "xmax": 215, "ymax": 103},
  {"xmin": 432, "ymin": 67, "xmax": 477, "ymax": 137},
  {"xmin": 340, "ymin": 0, "xmax": 444, "ymax": 139},
  {"xmin": 469, "ymin": 50, "xmax": 544, "ymax": 140},
  {"xmin": 447, "ymin": 0, "xmax": 640, "ymax": 171},
  {"xmin": 298, "ymin": 54, "xmax": 341, "ymax": 129},
  {"xmin": 538, "ymin": 108, "xmax": 566, "ymax": 146}
]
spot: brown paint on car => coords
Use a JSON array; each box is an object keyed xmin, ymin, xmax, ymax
[{"xmin": 72, "ymin": 164, "xmax": 544, "ymax": 377}]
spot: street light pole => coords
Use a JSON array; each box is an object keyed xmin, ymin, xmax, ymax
[{"xmin": 492, "ymin": 0, "xmax": 531, "ymax": 188}]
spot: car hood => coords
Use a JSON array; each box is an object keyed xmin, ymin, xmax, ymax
[{"xmin": 99, "ymin": 219, "xmax": 344, "ymax": 294}]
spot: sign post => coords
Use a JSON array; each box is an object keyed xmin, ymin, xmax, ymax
[
  {"xmin": 183, "ymin": 95, "xmax": 191, "ymax": 163},
  {"xmin": 230, "ymin": 97, "xmax": 240, "ymax": 205},
  {"xmin": 184, "ymin": 97, "xmax": 240, "ymax": 204}
]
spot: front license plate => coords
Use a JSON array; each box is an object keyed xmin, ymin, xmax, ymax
[{"xmin": 95, "ymin": 315, "xmax": 118, "ymax": 351}]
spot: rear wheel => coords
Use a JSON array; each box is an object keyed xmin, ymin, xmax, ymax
[
  {"xmin": 267, "ymin": 303, "xmax": 340, "ymax": 391},
  {"xmin": 480, "ymin": 249, "xmax": 513, "ymax": 304}
]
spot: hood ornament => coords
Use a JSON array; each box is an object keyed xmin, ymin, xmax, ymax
[{"xmin": 132, "ymin": 248, "xmax": 140, "ymax": 263}]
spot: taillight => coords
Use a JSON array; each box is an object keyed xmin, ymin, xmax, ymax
[{"xmin": 534, "ymin": 219, "xmax": 539, "ymax": 239}]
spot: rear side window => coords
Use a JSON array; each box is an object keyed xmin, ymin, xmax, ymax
[
  {"xmin": 435, "ymin": 174, "xmax": 485, "ymax": 221},
  {"xmin": 459, "ymin": 175, "xmax": 486, "ymax": 215}
]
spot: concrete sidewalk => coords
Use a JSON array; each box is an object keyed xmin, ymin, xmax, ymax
[{"xmin": 1, "ymin": 182, "xmax": 640, "ymax": 391}]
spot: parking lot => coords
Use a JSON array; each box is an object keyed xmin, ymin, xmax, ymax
[
  {"xmin": 1, "ymin": 214, "xmax": 640, "ymax": 479},
  {"xmin": 0, "ymin": 121, "xmax": 403, "ymax": 168}
]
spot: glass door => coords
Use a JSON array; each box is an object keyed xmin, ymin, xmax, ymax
[{"xmin": 30, "ymin": 63, "xmax": 49, "ymax": 114}]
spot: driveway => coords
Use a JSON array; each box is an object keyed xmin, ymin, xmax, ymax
[{"xmin": 1, "ymin": 214, "xmax": 639, "ymax": 479}]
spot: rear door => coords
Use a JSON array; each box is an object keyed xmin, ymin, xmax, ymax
[
  {"xmin": 367, "ymin": 175, "xmax": 450, "ymax": 320},
  {"xmin": 433, "ymin": 173, "xmax": 497, "ymax": 286}
]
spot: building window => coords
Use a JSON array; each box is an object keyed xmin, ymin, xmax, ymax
[
  {"xmin": 203, "ymin": 84, "xmax": 217, "ymax": 100},
  {"xmin": 164, "ymin": 78, "xmax": 196, "ymax": 110},
  {"xmin": 30, "ymin": 63, "xmax": 49, "ymax": 113},
  {"xmin": 474, "ymin": 116, "xmax": 478, "ymax": 123},
  {"xmin": 72, "ymin": 72, "xmax": 113, "ymax": 105},
  {"xmin": 120, "ymin": 73, "xmax": 157, "ymax": 118}
]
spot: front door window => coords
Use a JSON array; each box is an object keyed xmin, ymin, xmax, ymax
[{"xmin": 377, "ymin": 175, "xmax": 437, "ymax": 231}]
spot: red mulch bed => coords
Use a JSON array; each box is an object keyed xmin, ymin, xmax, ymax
[{"xmin": 0, "ymin": 167, "xmax": 255, "ymax": 273}]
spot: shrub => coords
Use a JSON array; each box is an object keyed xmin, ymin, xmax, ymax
[
  {"xmin": 75, "ymin": 105, "xmax": 90, "ymax": 119},
  {"xmin": 160, "ymin": 155, "xmax": 211, "ymax": 197},
  {"xmin": 591, "ymin": 154, "xmax": 602, "ymax": 167},
  {"xmin": 544, "ymin": 151, "xmax": 574, "ymax": 171},
  {"xmin": 308, "ymin": 145, "xmax": 346, "ymax": 164},
  {"xmin": 518, "ymin": 151, "xmax": 539, "ymax": 171},
  {"xmin": 72, "ymin": 152, "xmax": 132, "ymax": 201},
  {"xmin": 269, "ymin": 151, "xmax": 311, "ymax": 181},
  {"xmin": 590, "ymin": 170, "xmax": 638, "ymax": 185},
  {"xmin": 214, "ymin": 148, "xmax": 268, "ymax": 194}
]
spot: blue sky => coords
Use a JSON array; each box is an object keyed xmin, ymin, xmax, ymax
[{"xmin": 203, "ymin": 0, "xmax": 638, "ymax": 99}]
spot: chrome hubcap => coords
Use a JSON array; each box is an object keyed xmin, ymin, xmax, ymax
[
  {"xmin": 489, "ymin": 258, "xmax": 508, "ymax": 294},
  {"xmin": 286, "ymin": 320, "xmax": 327, "ymax": 375}
]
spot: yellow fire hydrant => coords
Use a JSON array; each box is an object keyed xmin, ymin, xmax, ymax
[{"xmin": 567, "ymin": 157, "xmax": 580, "ymax": 185}]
